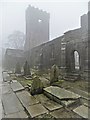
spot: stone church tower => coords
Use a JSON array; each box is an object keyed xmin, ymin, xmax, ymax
[{"xmin": 24, "ymin": 5, "xmax": 50, "ymax": 51}]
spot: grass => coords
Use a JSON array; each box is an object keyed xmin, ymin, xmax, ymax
[
  {"xmin": 10, "ymin": 74, "xmax": 33, "ymax": 87},
  {"xmin": 51, "ymin": 78, "xmax": 88, "ymax": 92},
  {"xmin": 9, "ymin": 72, "xmax": 88, "ymax": 92},
  {"xmin": 16, "ymin": 76, "xmax": 33, "ymax": 87}
]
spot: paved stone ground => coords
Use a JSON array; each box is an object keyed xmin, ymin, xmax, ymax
[
  {"xmin": 1, "ymin": 71, "xmax": 89, "ymax": 119},
  {"xmin": 0, "ymin": 67, "xmax": 2, "ymax": 120},
  {"xmin": 73, "ymin": 105, "xmax": 88, "ymax": 118},
  {"xmin": 10, "ymin": 81, "xmax": 25, "ymax": 92},
  {"xmin": 16, "ymin": 90, "xmax": 39, "ymax": 108}
]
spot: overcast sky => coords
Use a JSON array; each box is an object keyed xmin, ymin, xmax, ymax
[{"xmin": 0, "ymin": 0, "xmax": 89, "ymax": 48}]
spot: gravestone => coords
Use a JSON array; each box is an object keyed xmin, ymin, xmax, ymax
[
  {"xmin": 50, "ymin": 64, "xmax": 59, "ymax": 84},
  {"xmin": 2, "ymin": 72, "xmax": 11, "ymax": 82},
  {"xmin": 30, "ymin": 76, "xmax": 43, "ymax": 95},
  {"xmin": 15, "ymin": 62, "xmax": 21, "ymax": 74},
  {"xmin": 23, "ymin": 61, "xmax": 31, "ymax": 76}
]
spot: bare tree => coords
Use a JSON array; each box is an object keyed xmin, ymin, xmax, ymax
[{"xmin": 7, "ymin": 31, "xmax": 25, "ymax": 49}]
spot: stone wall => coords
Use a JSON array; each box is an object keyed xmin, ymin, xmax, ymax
[
  {"xmin": 64, "ymin": 28, "xmax": 88, "ymax": 74},
  {"xmin": 4, "ymin": 49, "xmax": 25, "ymax": 71},
  {"xmin": 29, "ymin": 36, "xmax": 63, "ymax": 69},
  {"xmin": 26, "ymin": 25, "xmax": 88, "ymax": 79}
]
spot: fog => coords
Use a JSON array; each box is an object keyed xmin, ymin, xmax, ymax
[{"xmin": 0, "ymin": 0, "xmax": 88, "ymax": 48}]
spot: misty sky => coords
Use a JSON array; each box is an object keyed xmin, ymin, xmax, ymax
[{"xmin": 0, "ymin": 0, "xmax": 89, "ymax": 48}]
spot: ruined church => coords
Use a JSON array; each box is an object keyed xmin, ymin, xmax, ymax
[{"xmin": 4, "ymin": 5, "xmax": 89, "ymax": 80}]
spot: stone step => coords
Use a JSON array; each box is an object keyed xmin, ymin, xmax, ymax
[
  {"xmin": 64, "ymin": 76, "xmax": 79, "ymax": 81},
  {"xmin": 64, "ymin": 77, "xmax": 76, "ymax": 82},
  {"xmin": 64, "ymin": 76, "xmax": 78, "ymax": 78},
  {"xmin": 64, "ymin": 73, "xmax": 80, "ymax": 81},
  {"xmin": 44, "ymin": 86, "xmax": 81, "ymax": 107},
  {"xmin": 73, "ymin": 105, "xmax": 89, "ymax": 118},
  {"xmin": 67, "ymin": 73, "xmax": 79, "ymax": 76}
]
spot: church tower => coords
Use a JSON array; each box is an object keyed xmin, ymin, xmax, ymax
[{"xmin": 24, "ymin": 5, "xmax": 50, "ymax": 51}]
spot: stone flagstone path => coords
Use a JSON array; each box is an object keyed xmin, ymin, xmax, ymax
[
  {"xmin": 26, "ymin": 103, "xmax": 48, "ymax": 118},
  {"xmin": 1, "ymin": 71, "xmax": 89, "ymax": 119},
  {"xmin": 2, "ymin": 92, "xmax": 24, "ymax": 115},
  {"xmin": 73, "ymin": 105, "xmax": 89, "ymax": 118},
  {"xmin": 10, "ymin": 81, "xmax": 25, "ymax": 92},
  {"xmin": 16, "ymin": 90, "xmax": 39, "ymax": 108}
]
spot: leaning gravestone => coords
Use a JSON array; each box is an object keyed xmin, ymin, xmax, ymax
[
  {"xmin": 15, "ymin": 62, "xmax": 21, "ymax": 74},
  {"xmin": 50, "ymin": 64, "xmax": 59, "ymax": 84},
  {"xmin": 23, "ymin": 61, "xmax": 31, "ymax": 76},
  {"xmin": 30, "ymin": 76, "xmax": 43, "ymax": 95}
]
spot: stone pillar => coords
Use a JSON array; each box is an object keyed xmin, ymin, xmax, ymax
[
  {"xmin": 60, "ymin": 37, "xmax": 66, "ymax": 77},
  {"xmin": 83, "ymin": 46, "xmax": 90, "ymax": 80}
]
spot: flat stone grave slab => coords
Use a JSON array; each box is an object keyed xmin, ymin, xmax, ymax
[
  {"xmin": 16, "ymin": 90, "xmax": 39, "ymax": 108},
  {"xmin": 2, "ymin": 84, "xmax": 13, "ymax": 94},
  {"xmin": 61, "ymin": 100, "xmax": 77, "ymax": 107},
  {"xmin": 26, "ymin": 103, "xmax": 48, "ymax": 118},
  {"xmin": 5, "ymin": 110, "xmax": 28, "ymax": 118},
  {"xmin": 73, "ymin": 105, "xmax": 89, "ymax": 118},
  {"xmin": 43, "ymin": 100, "xmax": 63, "ymax": 111},
  {"xmin": 34, "ymin": 94, "xmax": 50, "ymax": 103},
  {"xmin": 44, "ymin": 86, "xmax": 81, "ymax": 100},
  {"xmin": 69, "ymin": 87, "xmax": 90, "ymax": 100},
  {"xmin": 2, "ymin": 72, "xmax": 11, "ymax": 82},
  {"xmin": 2, "ymin": 92, "xmax": 24, "ymax": 115},
  {"xmin": 10, "ymin": 81, "xmax": 24, "ymax": 92},
  {"xmin": 50, "ymin": 108, "xmax": 81, "ymax": 118}
]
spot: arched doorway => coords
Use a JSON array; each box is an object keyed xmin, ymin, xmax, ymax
[{"xmin": 74, "ymin": 51, "xmax": 80, "ymax": 70}]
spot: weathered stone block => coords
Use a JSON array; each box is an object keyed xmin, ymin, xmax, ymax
[
  {"xmin": 50, "ymin": 64, "xmax": 59, "ymax": 84},
  {"xmin": 30, "ymin": 76, "xmax": 43, "ymax": 95},
  {"xmin": 26, "ymin": 104, "xmax": 48, "ymax": 118}
]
